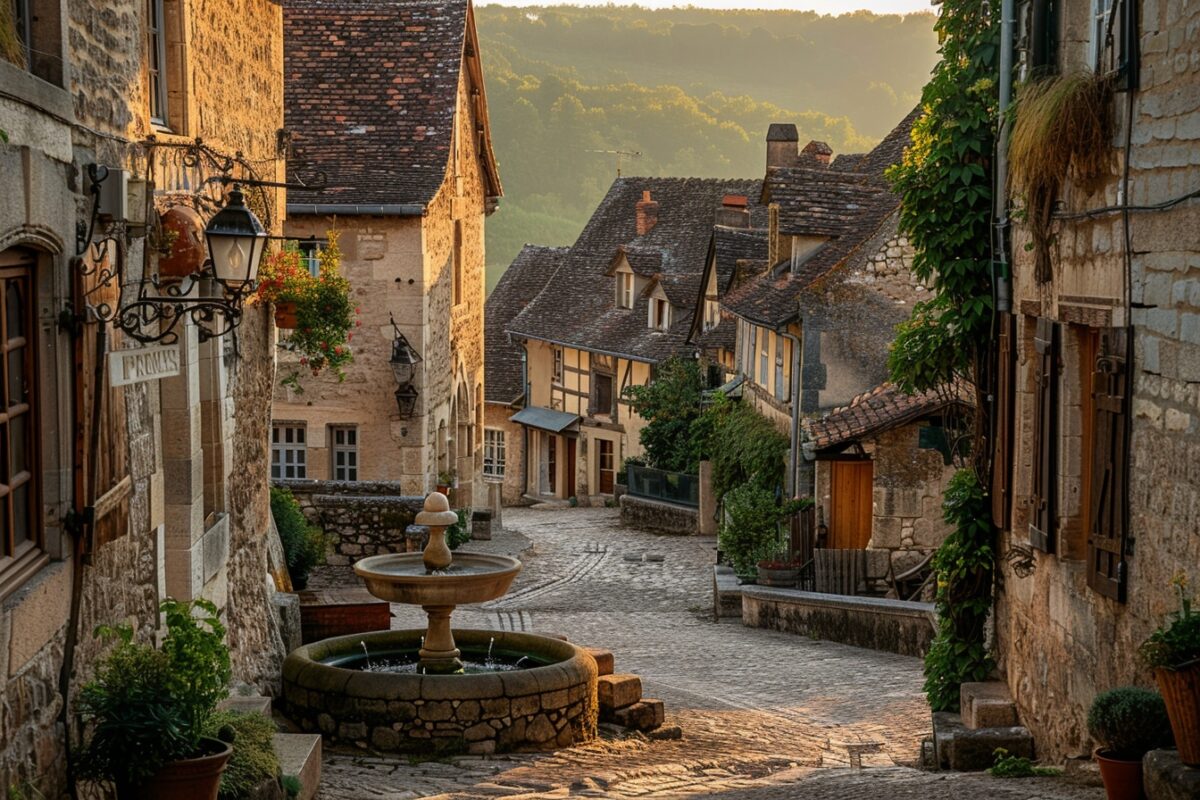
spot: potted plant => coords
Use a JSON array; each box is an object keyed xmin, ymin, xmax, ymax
[
  {"xmin": 756, "ymin": 559, "xmax": 801, "ymax": 588},
  {"xmin": 446, "ymin": 507, "xmax": 472, "ymax": 551},
  {"xmin": 256, "ymin": 232, "xmax": 359, "ymax": 392},
  {"xmin": 1140, "ymin": 572, "xmax": 1200, "ymax": 766},
  {"xmin": 1087, "ymin": 686, "xmax": 1173, "ymax": 800},
  {"xmin": 717, "ymin": 483, "xmax": 804, "ymax": 583},
  {"xmin": 269, "ymin": 487, "xmax": 328, "ymax": 590},
  {"xmin": 436, "ymin": 470, "xmax": 457, "ymax": 496},
  {"xmin": 77, "ymin": 599, "xmax": 234, "ymax": 800}
]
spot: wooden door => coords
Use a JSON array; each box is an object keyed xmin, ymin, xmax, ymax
[
  {"xmin": 829, "ymin": 460, "xmax": 873, "ymax": 550},
  {"xmin": 547, "ymin": 435, "xmax": 556, "ymax": 495},
  {"xmin": 565, "ymin": 438, "xmax": 577, "ymax": 499},
  {"xmin": 598, "ymin": 440, "xmax": 614, "ymax": 494}
]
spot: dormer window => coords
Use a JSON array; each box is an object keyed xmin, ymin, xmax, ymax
[
  {"xmin": 703, "ymin": 297, "xmax": 719, "ymax": 332},
  {"xmin": 649, "ymin": 298, "xmax": 670, "ymax": 331},
  {"xmin": 617, "ymin": 271, "xmax": 634, "ymax": 309}
]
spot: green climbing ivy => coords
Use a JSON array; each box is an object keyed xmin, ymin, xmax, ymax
[{"xmin": 886, "ymin": 0, "xmax": 1000, "ymax": 712}]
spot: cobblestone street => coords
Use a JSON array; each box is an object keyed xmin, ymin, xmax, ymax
[{"xmin": 314, "ymin": 508, "xmax": 1102, "ymax": 799}]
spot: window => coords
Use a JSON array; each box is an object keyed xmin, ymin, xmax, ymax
[
  {"xmin": 452, "ymin": 221, "xmax": 463, "ymax": 305},
  {"xmin": 297, "ymin": 239, "xmax": 326, "ymax": 277},
  {"xmin": 649, "ymin": 298, "xmax": 670, "ymax": 331},
  {"xmin": 148, "ymin": 0, "xmax": 169, "ymax": 125},
  {"xmin": 592, "ymin": 372, "xmax": 614, "ymax": 417},
  {"xmin": 759, "ymin": 331, "xmax": 770, "ymax": 387},
  {"xmin": 10, "ymin": 0, "xmax": 31, "ymax": 68},
  {"xmin": 0, "ymin": 254, "xmax": 40, "ymax": 578},
  {"xmin": 1030, "ymin": 318, "xmax": 1059, "ymax": 552},
  {"xmin": 483, "ymin": 428, "xmax": 505, "ymax": 479},
  {"xmin": 597, "ymin": 439, "xmax": 615, "ymax": 494},
  {"xmin": 775, "ymin": 336, "xmax": 791, "ymax": 402},
  {"xmin": 617, "ymin": 272, "xmax": 634, "ymax": 309},
  {"xmin": 271, "ymin": 424, "xmax": 307, "ymax": 479},
  {"xmin": 1089, "ymin": 0, "xmax": 1114, "ymax": 72},
  {"xmin": 991, "ymin": 313, "xmax": 1016, "ymax": 529},
  {"xmin": 704, "ymin": 297, "xmax": 719, "ymax": 332},
  {"xmin": 552, "ymin": 347, "xmax": 563, "ymax": 384},
  {"xmin": 331, "ymin": 425, "xmax": 358, "ymax": 482}
]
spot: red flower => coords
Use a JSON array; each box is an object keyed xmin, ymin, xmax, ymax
[
  {"xmin": 300, "ymin": 357, "xmax": 308, "ymax": 365},
  {"xmin": 347, "ymin": 333, "xmax": 353, "ymax": 341}
]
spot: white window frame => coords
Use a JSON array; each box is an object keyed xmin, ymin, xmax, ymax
[
  {"xmin": 483, "ymin": 428, "xmax": 506, "ymax": 480},
  {"xmin": 1089, "ymin": 0, "xmax": 1115, "ymax": 71},
  {"xmin": 297, "ymin": 238, "xmax": 326, "ymax": 277},
  {"xmin": 271, "ymin": 424, "xmax": 307, "ymax": 480},
  {"xmin": 759, "ymin": 330, "xmax": 770, "ymax": 387},
  {"xmin": 330, "ymin": 425, "xmax": 358, "ymax": 482},
  {"xmin": 617, "ymin": 271, "xmax": 634, "ymax": 309},
  {"xmin": 703, "ymin": 297, "xmax": 719, "ymax": 332},
  {"xmin": 649, "ymin": 297, "xmax": 670, "ymax": 331}
]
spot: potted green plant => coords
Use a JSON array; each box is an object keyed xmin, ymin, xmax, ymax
[
  {"xmin": 436, "ymin": 469, "xmax": 457, "ymax": 496},
  {"xmin": 756, "ymin": 559, "xmax": 801, "ymax": 588},
  {"xmin": 1140, "ymin": 572, "xmax": 1200, "ymax": 766},
  {"xmin": 1087, "ymin": 686, "xmax": 1173, "ymax": 800},
  {"xmin": 256, "ymin": 232, "xmax": 358, "ymax": 392},
  {"xmin": 77, "ymin": 599, "xmax": 233, "ymax": 800},
  {"xmin": 269, "ymin": 487, "xmax": 328, "ymax": 590},
  {"xmin": 718, "ymin": 484, "xmax": 803, "ymax": 582}
]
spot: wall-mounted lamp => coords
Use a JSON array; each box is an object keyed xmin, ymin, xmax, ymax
[{"xmin": 389, "ymin": 313, "xmax": 422, "ymax": 418}]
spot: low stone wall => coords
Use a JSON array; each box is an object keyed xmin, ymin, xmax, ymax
[
  {"xmin": 281, "ymin": 629, "xmax": 599, "ymax": 755},
  {"xmin": 619, "ymin": 495, "xmax": 698, "ymax": 535},
  {"xmin": 274, "ymin": 480, "xmax": 424, "ymax": 565},
  {"xmin": 741, "ymin": 586, "xmax": 936, "ymax": 657}
]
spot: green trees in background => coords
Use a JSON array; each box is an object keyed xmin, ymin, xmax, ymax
[{"xmin": 476, "ymin": 6, "xmax": 939, "ymax": 291}]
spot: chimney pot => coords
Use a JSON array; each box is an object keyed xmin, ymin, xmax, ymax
[
  {"xmin": 636, "ymin": 190, "xmax": 659, "ymax": 236},
  {"xmin": 766, "ymin": 123, "xmax": 800, "ymax": 170},
  {"xmin": 715, "ymin": 195, "xmax": 750, "ymax": 228},
  {"xmin": 802, "ymin": 140, "xmax": 833, "ymax": 167}
]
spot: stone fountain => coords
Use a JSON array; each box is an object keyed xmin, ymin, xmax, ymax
[{"xmin": 281, "ymin": 493, "xmax": 599, "ymax": 754}]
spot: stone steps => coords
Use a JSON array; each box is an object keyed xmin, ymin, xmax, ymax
[
  {"xmin": 596, "ymin": 671, "xmax": 665, "ymax": 733},
  {"xmin": 932, "ymin": 711, "xmax": 1033, "ymax": 771},
  {"xmin": 275, "ymin": 733, "xmax": 322, "ymax": 800},
  {"xmin": 960, "ymin": 681, "xmax": 1018, "ymax": 730}
]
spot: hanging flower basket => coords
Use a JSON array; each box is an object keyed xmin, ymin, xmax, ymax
[{"xmin": 274, "ymin": 301, "xmax": 299, "ymax": 330}]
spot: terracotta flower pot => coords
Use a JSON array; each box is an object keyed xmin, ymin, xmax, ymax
[
  {"xmin": 756, "ymin": 565, "xmax": 799, "ymax": 588},
  {"xmin": 120, "ymin": 737, "xmax": 232, "ymax": 800},
  {"xmin": 274, "ymin": 301, "xmax": 299, "ymax": 329},
  {"xmin": 1094, "ymin": 749, "xmax": 1145, "ymax": 800},
  {"xmin": 1155, "ymin": 664, "xmax": 1200, "ymax": 766}
]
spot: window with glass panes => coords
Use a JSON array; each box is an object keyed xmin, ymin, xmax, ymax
[
  {"xmin": 483, "ymin": 428, "xmax": 505, "ymax": 479},
  {"xmin": 297, "ymin": 239, "xmax": 326, "ymax": 277},
  {"xmin": 147, "ymin": 0, "xmax": 169, "ymax": 124},
  {"xmin": 0, "ymin": 253, "xmax": 39, "ymax": 570},
  {"xmin": 271, "ymin": 424, "xmax": 307, "ymax": 479},
  {"xmin": 331, "ymin": 426, "xmax": 358, "ymax": 481}
]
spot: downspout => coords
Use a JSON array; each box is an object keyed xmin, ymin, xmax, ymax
[
  {"xmin": 520, "ymin": 345, "xmax": 530, "ymax": 497},
  {"xmin": 994, "ymin": 0, "xmax": 1016, "ymax": 313},
  {"xmin": 782, "ymin": 329, "xmax": 802, "ymax": 498}
]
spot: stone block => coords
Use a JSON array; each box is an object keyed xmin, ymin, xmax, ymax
[
  {"xmin": 219, "ymin": 695, "xmax": 273, "ymax": 716},
  {"xmin": 959, "ymin": 681, "xmax": 1018, "ymax": 730},
  {"xmin": 875, "ymin": 487, "xmax": 922, "ymax": 518},
  {"xmin": 871, "ymin": 516, "xmax": 904, "ymax": 549},
  {"xmin": 1144, "ymin": 748, "xmax": 1200, "ymax": 800},
  {"xmin": 585, "ymin": 647, "xmax": 614, "ymax": 676},
  {"xmin": 274, "ymin": 733, "xmax": 321, "ymax": 800},
  {"xmin": 607, "ymin": 699, "xmax": 664, "ymax": 732},
  {"xmin": 597, "ymin": 674, "xmax": 642, "ymax": 710},
  {"xmin": 6, "ymin": 563, "xmax": 71, "ymax": 676}
]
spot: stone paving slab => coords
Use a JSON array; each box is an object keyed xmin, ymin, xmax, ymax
[{"xmin": 314, "ymin": 508, "xmax": 1100, "ymax": 800}]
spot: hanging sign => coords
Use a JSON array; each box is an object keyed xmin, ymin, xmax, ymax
[{"xmin": 109, "ymin": 344, "xmax": 181, "ymax": 387}]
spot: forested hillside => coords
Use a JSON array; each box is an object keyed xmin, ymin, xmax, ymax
[{"xmin": 476, "ymin": 5, "xmax": 938, "ymax": 291}]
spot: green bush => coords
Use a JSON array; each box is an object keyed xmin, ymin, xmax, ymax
[
  {"xmin": 270, "ymin": 487, "xmax": 328, "ymax": 587},
  {"xmin": 622, "ymin": 358, "xmax": 706, "ymax": 473},
  {"xmin": 446, "ymin": 508, "xmax": 472, "ymax": 551},
  {"xmin": 1087, "ymin": 687, "xmax": 1173, "ymax": 760},
  {"xmin": 923, "ymin": 469, "xmax": 995, "ymax": 711},
  {"xmin": 718, "ymin": 484, "xmax": 805, "ymax": 579},
  {"xmin": 616, "ymin": 456, "xmax": 645, "ymax": 486},
  {"xmin": 697, "ymin": 395, "xmax": 790, "ymax": 504},
  {"xmin": 204, "ymin": 711, "xmax": 281, "ymax": 799},
  {"xmin": 987, "ymin": 748, "xmax": 1061, "ymax": 778},
  {"xmin": 1140, "ymin": 574, "xmax": 1200, "ymax": 670}
]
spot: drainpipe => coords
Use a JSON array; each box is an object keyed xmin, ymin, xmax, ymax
[
  {"xmin": 520, "ymin": 346, "xmax": 530, "ymax": 497},
  {"xmin": 782, "ymin": 330, "xmax": 802, "ymax": 498},
  {"xmin": 994, "ymin": 0, "xmax": 1016, "ymax": 313}
]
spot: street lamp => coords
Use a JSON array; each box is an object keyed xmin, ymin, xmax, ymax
[
  {"xmin": 204, "ymin": 186, "xmax": 268, "ymax": 286},
  {"xmin": 389, "ymin": 313, "xmax": 422, "ymax": 418}
]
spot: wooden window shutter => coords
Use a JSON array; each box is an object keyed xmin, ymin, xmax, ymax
[
  {"xmin": 1029, "ymin": 317, "xmax": 1059, "ymax": 552},
  {"xmin": 1087, "ymin": 328, "xmax": 1130, "ymax": 601},
  {"xmin": 991, "ymin": 312, "xmax": 1016, "ymax": 529}
]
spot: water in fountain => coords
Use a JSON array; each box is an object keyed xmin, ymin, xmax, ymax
[{"xmin": 360, "ymin": 641, "xmax": 374, "ymax": 671}]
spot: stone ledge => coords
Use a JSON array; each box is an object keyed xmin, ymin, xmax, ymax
[
  {"xmin": 1144, "ymin": 748, "xmax": 1200, "ymax": 800},
  {"xmin": 619, "ymin": 494, "xmax": 698, "ymax": 536},
  {"xmin": 713, "ymin": 565, "xmax": 743, "ymax": 619}
]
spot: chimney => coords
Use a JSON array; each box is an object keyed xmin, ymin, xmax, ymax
[
  {"xmin": 802, "ymin": 140, "xmax": 833, "ymax": 167},
  {"xmin": 767, "ymin": 203, "xmax": 781, "ymax": 267},
  {"xmin": 766, "ymin": 123, "xmax": 799, "ymax": 169},
  {"xmin": 715, "ymin": 194, "xmax": 750, "ymax": 229},
  {"xmin": 635, "ymin": 190, "xmax": 659, "ymax": 236}
]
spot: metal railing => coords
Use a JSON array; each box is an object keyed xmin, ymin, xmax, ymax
[{"xmin": 626, "ymin": 465, "xmax": 700, "ymax": 508}]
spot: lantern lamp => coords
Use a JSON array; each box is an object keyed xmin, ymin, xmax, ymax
[
  {"xmin": 395, "ymin": 383, "xmax": 419, "ymax": 419},
  {"xmin": 204, "ymin": 186, "xmax": 267, "ymax": 285}
]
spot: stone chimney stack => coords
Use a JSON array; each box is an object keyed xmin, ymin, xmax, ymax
[
  {"xmin": 802, "ymin": 140, "xmax": 833, "ymax": 167},
  {"xmin": 635, "ymin": 190, "xmax": 659, "ymax": 236},
  {"xmin": 715, "ymin": 194, "xmax": 750, "ymax": 228},
  {"xmin": 766, "ymin": 123, "xmax": 799, "ymax": 170}
]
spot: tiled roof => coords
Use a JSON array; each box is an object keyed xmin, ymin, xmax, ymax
[
  {"xmin": 284, "ymin": 0, "xmax": 498, "ymax": 209},
  {"xmin": 720, "ymin": 109, "xmax": 919, "ymax": 329},
  {"xmin": 507, "ymin": 177, "xmax": 766, "ymax": 363},
  {"xmin": 713, "ymin": 226, "xmax": 769, "ymax": 293},
  {"xmin": 763, "ymin": 167, "xmax": 886, "ymax": 237},
  {"xmin": 485, "ymin": 245, "xmax": 567, "ymax": 404},
  {"xmin": 806, "ymin": 382, "xmax": 971, "ymax": 451},
  {"xmin": 621, "ymin": 247, "xmax": 663, "ymax": 277},
  {"xmin": 695, "ymin": 316, "xmax": 737, "ymax": 350}
]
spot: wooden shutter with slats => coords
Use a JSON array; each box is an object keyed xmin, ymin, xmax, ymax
[
  {"xmin": 1029, "ymin": 317, "xmax": 1058, "ymax": 552},
  {"xmin": 991, "ymin": 312, "xmax": 1016, "ymax": 529},
  {"xmin": 1087, "ymin": 327, "xmax": 1130, "ymax": 601}
]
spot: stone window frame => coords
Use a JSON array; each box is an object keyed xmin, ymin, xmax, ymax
[
  {"xmin": 482, "ymin": 428, "xmax": 505, "ymax": 480},
  {"xmin": 271, "ymin": 423, "xmax": 307, "ymax": 480},
  {"xmin": 330, "ymin": 425, "xmax": 358, "ymax": 482}
]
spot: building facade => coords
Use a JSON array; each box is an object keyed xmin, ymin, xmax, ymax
[
  {"xmin": 274, "ymin": 0, "xmax": 501, "ymax": 505},
  {"xmin": 991, "ymin": 0, "xmax": 1200, "ymax": 760},
  {"xmin": 0, "ymin": 0, "xmax": 287, "ymax": 792}
]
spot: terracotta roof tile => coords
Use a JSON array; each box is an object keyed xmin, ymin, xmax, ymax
[{"xmin": 806, "ymin": 382, "xmax": 971, "ymax": 451}]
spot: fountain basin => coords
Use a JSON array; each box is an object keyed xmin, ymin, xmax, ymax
[
  {"xmin": 281, "ymin": 629, "xmax": 599, "ymax": 755},
  {"xmin": 353, "ymin": 552, "xmax": 521, "ymax": 606}
]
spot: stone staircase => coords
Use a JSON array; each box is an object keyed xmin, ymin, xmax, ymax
[
  {"xmin": 219, "ymin": 693, "xmax": 322, "ymax": 800},
  {"xmin": 931, "ymin": 681, "xmax": 1033, "ymax": 771},
  {"xmin": 587, "ymin": 646, "xmax": 675, "ymax": 737}
]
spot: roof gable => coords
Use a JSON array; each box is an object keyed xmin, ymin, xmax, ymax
[{"xmin": 484, "ymin": 245, "xmax": 566, "ymax": 404}]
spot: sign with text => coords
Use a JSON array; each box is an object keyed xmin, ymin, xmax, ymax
[{"xmin": 109, "ymin": 344, "xmax": 181, "ymax": 387}]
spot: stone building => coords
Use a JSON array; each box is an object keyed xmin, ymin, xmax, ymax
[
  {"xmin": 275, "ymin": 0, "xmax": 501, "ymax": 506},
  {"xmin": 484, "ymin": 245, "xmax": 566, "ymax": 506},
  {"xmin": 0, "ymin": 0, "xmax": 288, "ymax": 792},
  {"xmin": 990, "ymin": 0, "xmax": 1200, "ymax": 761},
  {"xmin": 503, "ymin": 178, "xmax": 768, "ymax": 504}
]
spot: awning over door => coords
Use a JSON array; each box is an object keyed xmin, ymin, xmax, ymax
[{"xmin": 511, "ymin": 406, "xmax": 581, "ymax": 434}]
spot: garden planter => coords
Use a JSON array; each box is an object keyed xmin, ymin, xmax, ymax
[
  {"xmin": 1155, "ymin": 664, "xmax": 1200, "ymax": 766},
  {"xmin": 1094, "ymin": 750, "xmax": 1144, "ymax": 800},
  {"xmin": 756, "ymin": 564, "xmax": 799, "ymax": 588},
  {"xmin": 274, "ymin": 301, "xmax": 299, "ymax": 329},
  {"xmin": 120, "ymin": 737, "xmax": 232, "ymax": 800}
]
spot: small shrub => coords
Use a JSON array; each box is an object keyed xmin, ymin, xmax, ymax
[
  {"xmin": 1087, "ymin": 686, "xmax": 1173, "ymax": 760},
  {"xmin": 988, "ymin": 748, "xmax": 1061, "ymax": 778},
  {"xmin": 446, "ymin": 508, "xmax": 472, "ymax": 551},
  {"xmin": 718, "ymin": 484, "xmax": 804, "ymax": 579},
  {"xmin": 204, "ymin": 711, "xmax": 281, "ymax": 800},
  {"xmin": 270, "ymin": 487, "xmax": 328, "ymax": 586},
  {"xmin": 281, "ymin": 775, "xmax": 302, "ymax": 799},
  {"xmin": 1140, "ymin": 573, "xmax": 1200, "ymax": 671}
]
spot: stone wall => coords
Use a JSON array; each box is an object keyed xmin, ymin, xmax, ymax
[
  {"xmin": 277, "ymin": 480, "xmax": 424, "ymax": 565},
  {"xmin": 996, "ymin": 0, "xmax": 1200, "ymax": 762},
  {"xmin": 484, "ymin": 403, "xmax": 528, "ymax": 506},
  {"xmin": 619, "ymin": 495, "xmax": 698, "ymax": 536}
]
